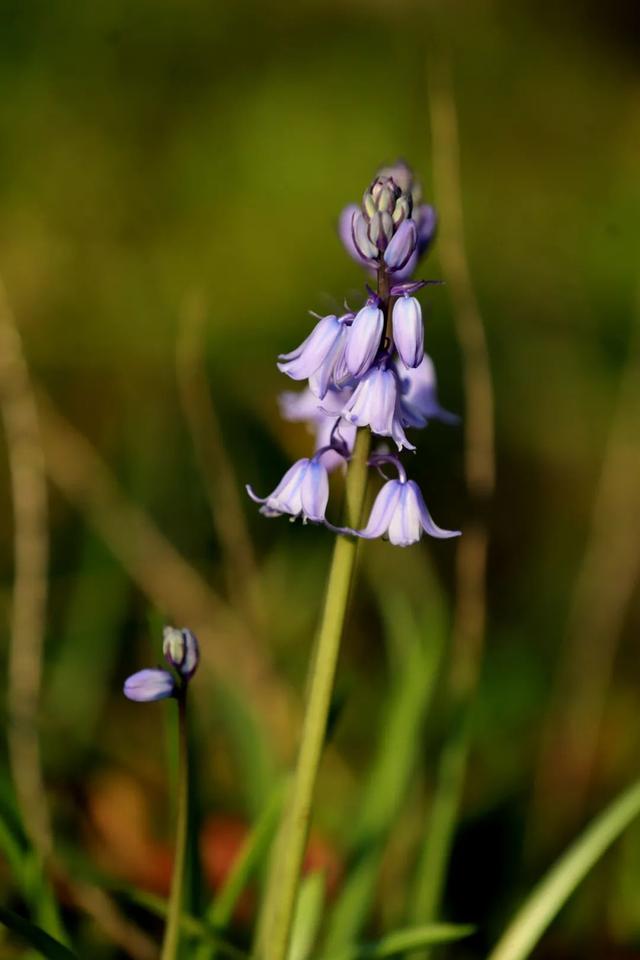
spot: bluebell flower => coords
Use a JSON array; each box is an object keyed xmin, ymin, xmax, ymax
[
  {"xmin": 163, "ymin": 626, "xmax": 200, "ymax": 680},
  {"xmin": 279, "ymin": 387, "xmax": 356, "ymax": 472},
  {"xmin": 396, "ymin": 355, "xmax": 459, "ymax": 429},
  {"xmin": 278, "ymin": 313, "xmax": 351, "ymax": 399},
  {"xmin": 345, "ymin": 300, "xmax": 384, "ymax": 378},
  {"xmin": 342, "ymin": 364, "xmax": 414, "ymax": 451},
  {"xmin": 392, "ymin": 295, "xmax": 424, "ymax": 369},
  {"xmin": 124, "ymin": 668, "xmax": 176, "ymax": 702},
  {"xmin": 355, "ymin": 458, "xmax": 460, "ymax": 546},
  {"xmin": 246, "ymin": 456, "xmax": 331, "ymax": 522}
]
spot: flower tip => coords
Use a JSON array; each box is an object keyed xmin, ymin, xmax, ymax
[
  {"xmin": 124, "ymin": 668, "xmax": 176, "ymax": 703},
  {"xmin": 163, "ymin": 626, "xmax": 200, "ymax": 679}
]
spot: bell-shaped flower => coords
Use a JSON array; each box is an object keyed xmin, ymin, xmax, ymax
[
  {"xmin": 342, "ymin": 364, "xmax": 414, "ymax": 451},
  {"xmin": 392, "ymin": 295, "xmax": 424, "ymax": 369},
  {"xmin": 279, "ymin": 387, "xmax": 356, "ymax": 472},
  {"xmin": 163, "ymin": 626, "xmax": 200, "ymax": 680},
  {"xmin": 345, "ymin": 302, "xmax": 384, "ymax": 378},
  {"xmin": 247, "ymin": 456, "xmax": 329, "ymax": 522},
  {"xmin": 384, "ymin": 220, "xmax": 417, "ymax": 273},
  {"xmin": 356, "ymin": 477, "xmax": 460, "ymax": 546},
  {"xmin": 396, "ymin": 355, "xmax": 459, "ymax": 429},
  {"xmin": 278, "ymin": 314, "xmax": 350, "ymax": 399},
  {"xmin": 124, "ymin": 668, "xmax": 176, "ymax": 702}
]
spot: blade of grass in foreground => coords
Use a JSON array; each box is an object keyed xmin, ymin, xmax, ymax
[
  {"xmin": 324, "ymin": 591, "xmax": 446, "ymax": 950},
  {"xmin": 321, "ymin": 923, "xmax": 474, "ymax": 960},
  {"xmin": 196, "ymin": 785, "xmax": 284, "ymax": 960},
  {"xmin": 487, "ymin": 777, "xmax": 640, "ymax": 960},
  {"xmin": 0, "ymin": 905, "xmax": 78, "ymax": 960}
]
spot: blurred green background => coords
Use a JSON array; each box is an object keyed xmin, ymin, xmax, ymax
[{"xmin": 0, "ymin": 0, "xmax": 639, "ymax": 957}]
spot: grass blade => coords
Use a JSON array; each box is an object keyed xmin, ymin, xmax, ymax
[
  {"xmin": 321, "ymin": 923, "xmax": 474, "ymax": 959},
  {"xmin": 487, "ymin": 777, "xmax": 640, "ymax": 960},
  {"xmin": 324, "ymin": 592, "xmax": 446, "ymax": 950},
  {"xmin": 287, "ymin": 871, "xmax": 326, "ymax": 960},
  {"xmin": 0, "ymin": 905, "xmax": 78, "ymax": 960}
]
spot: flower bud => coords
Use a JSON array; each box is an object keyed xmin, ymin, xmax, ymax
[
  {"xmin": 352, "ymin": 211, "xmax": 378, "ymax": 261},
  {"xmin": 163, "ymin": 626, "xmax": 200, "ymax": 679},
  {"xmin": 345, "ymin": 303, "xmax": 384, "ymax": 378},
  {"xmin": 124, "ymin": 668, "xmax": 176, "ymax": 702},
  {"xmin": 384, "ymin": 220, "xmax": 417, "ymax": 272},
  {"xmin": 392, "ymin": 296, "xmax": 424, "ymax": 369}
]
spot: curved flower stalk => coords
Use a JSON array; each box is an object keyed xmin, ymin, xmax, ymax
[{"xmin": 250, "ymin": 162, "xmax": 460, "ymax": 960}]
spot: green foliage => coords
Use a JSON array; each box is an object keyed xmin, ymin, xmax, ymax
[
  {"xmin": 487, "ymin": 778, "xmax": 640, "ymax": 960},
  {"xmin": 0, "ymin": 906, "xmax": 77, "ymax": 960}
]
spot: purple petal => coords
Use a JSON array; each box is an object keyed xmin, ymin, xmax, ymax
[
  {"xmin": 415, "ymin": 204, "xmax": 437, "ymax": 254},
  {"xmin": 406, "ymin": 480, "xmax": 461, "ymax": 539},
  {"xmin": 300, "ymin": 459, "xmax": 329, "ymax": 521},
  {"xmin": 266, "ymin": 459, "xmax": 309, "ymax": 515},
  {"xmin": 277, "ymin": 315, "xmax": 341, "ymax": 381},
  {"xmin": 384, "ymin": 220, "xmax": 417, "ymax": 272},
  {"xmin": 352, "ymin": 210, "xmax": 379, "ymax": 261},
  {"xmin": 247, "ymin": 459, "xmax": 310, "ymax": 517},
  {"xmin": 355, "ymin": 480, "xmax": 403, "ymax": 539},
  {"xmin": 387, "ymin": 483, "xmax": 423, "ymax": 546},
  {"xmin": 339, "ymin": 204, "xmax": 371, "ymax": 267},
  {"xmin": 396, "ymin": 355, "xmax": 459, "ymax": 428},
  {"xmin": 392, "ymin": 296, "xmax": 424, "ymax": 369},
  {"xmin": 308, "ymin": 322, "xmax": 350, "ymax": 399},
  {"xmin": 345, "ymin": 304, "xmax": 384, "ymax": 378},
  {"xmin": 124, "ymin": 668, "xmax": 176, "ymax": 702}
]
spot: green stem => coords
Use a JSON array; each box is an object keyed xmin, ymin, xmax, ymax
[
  {"xmin": 161, "ymin": 691, "xmax": 189, "ymax": 960},
  {"xmin": 255, "ymin": 427, "xmax": 371, "ymax": 960}
]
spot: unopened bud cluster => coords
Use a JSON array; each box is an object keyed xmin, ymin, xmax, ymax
[
  {"xmin": 124, "ymin": 626, "xmax": 200, "ymax": 703},
  {"xmin": 248, "ymin": 161, "xmax": 460, "ymax": 547}
]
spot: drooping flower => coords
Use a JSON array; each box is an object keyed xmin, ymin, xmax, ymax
[
  {"xmin": 124, "ymin": 668, "xmax": 176, "ymax": 702},
  {"xmin": 246, "ymin": 456, "xmax": 330, "ymax": 522},
  {"xmin": 278, "ymin": 313, "xmax": 351, "ymax": 399},
  {"xmin": 392, "ymin": 295, "xmax": 424, "ymax": 369},
  {"xmin": 279, "ymin": 387, "xmax": 356, "ymax": 471},
  {"xmin": 345, "ymin": 300, "xmax": 384, "ymax": 378},
  {"xmin": 396, "ymin": 355, "xmax": 459, "ymax": 429},
  {"xmin": 342, "ymin": 364, "xmax": 414, "ymax": 451},
  {"xmin": 355, "ymin": 461, "xmax": 460, "ymax": 546},
  {"xmin": 163, "ymin": 626, "xmax": 200, "ymax": 680}
]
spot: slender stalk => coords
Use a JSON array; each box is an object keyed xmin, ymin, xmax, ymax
[
  {"xmin": 161, "ymin": 692, "xmax": 190, "ymax": 960},
  {"xmin": 257, "ymin": 427, "xmax": 370, "ymax": 960}
]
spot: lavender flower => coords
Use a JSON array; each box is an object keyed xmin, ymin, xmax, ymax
[
  {"xmin": 124, "ymin": 668, "xmax": 176, "ymax": 702},
  {"xmin": 392, "ymin": 295, "xmax": 424, "ymax": 369},
  {"xmin": 249, "ymin": 160, "xmax": 460, "ymax": 545},
  {"xmin": 355, "ymin": 457, "xmax": 460, "ymax": 546},
  {"xmin": 247, "ymin": 456, "xmax": 331, "ymax": 523},
  {"xmin": 278, "ymin": 313, "xmax": 351, "ymax": 399},
  {"xmin": 163, "ymin": 626, "xmax": 200, "ymax": 680},
  {"xmin": 396, "ymin": 355, "xmax": 459, "ymax": 429},
  {"xmin": 342, "ymin": 364, "xmax": 414, "ymax": 451},
  {"xmin": 345, "ymin": 300, "xmax": 384, "ymax": 378},
  {"xmin": 279, "ymin": 387, "xmax": 356, "ymax": 471}
]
